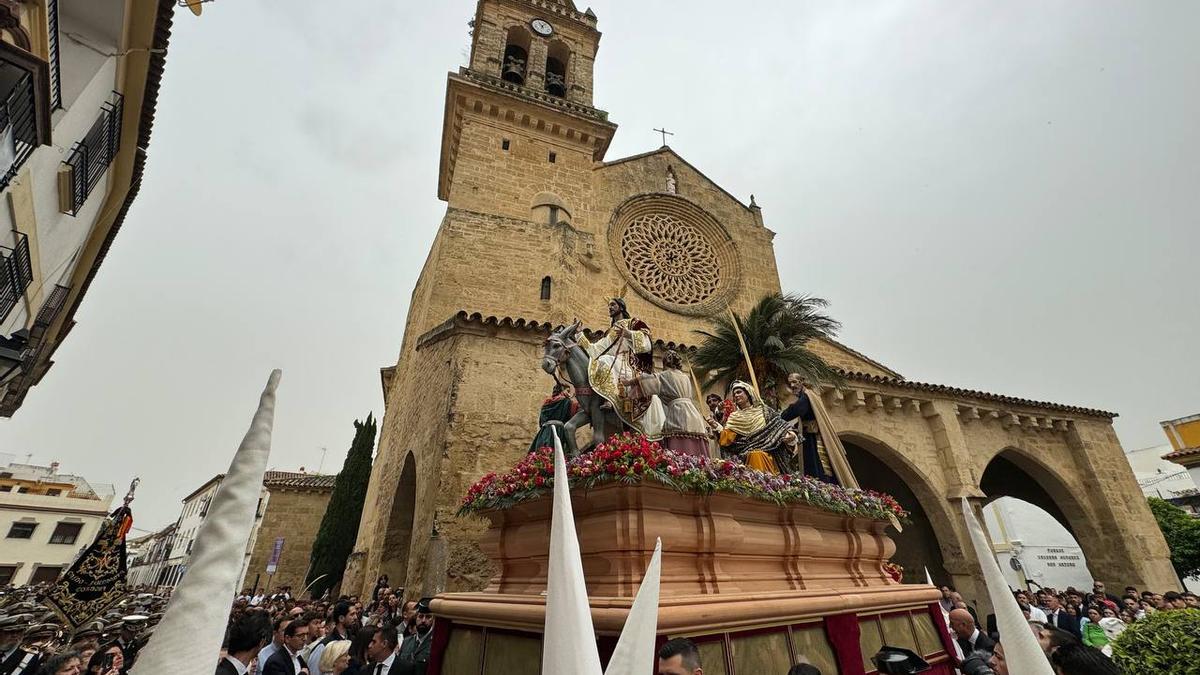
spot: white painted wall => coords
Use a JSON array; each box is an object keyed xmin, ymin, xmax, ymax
[
  {"xmin": 1127, "ymin": 444, "xmax": 1198, "ymax": 501},
  {"xmin": 0, "ymin": 8, "xmax": 122, "ymax": 336},
  {"xmin": 0, "ymin": 485, "xmax": 112, "ymax": 586},
  {"xmin": 984, "ymin": 497, "xmax": 1093, "ymax": 591}
]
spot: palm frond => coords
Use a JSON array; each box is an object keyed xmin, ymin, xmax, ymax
[{"xmin": 692, "ymin": 293, "xmax": 843, "ymax": 395}]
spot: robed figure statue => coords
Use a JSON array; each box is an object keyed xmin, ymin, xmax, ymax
[
  {"xmin": 781, "ymin": 373, "xmax": 835, "ymax": 482},
  {"xmin": 627, "ymin": 350, "xmax": 709, "ymax": 457},
  {"xmin": 529, "ymin": 384, "xmax": 579, "ymax": 454},
  {"xmin": 578, "ymin": 298, "xmax": 654, "ymax": 430},
  {"xmin": 716, "ymin": 381, "xmax": 799, "ymax": 474}
]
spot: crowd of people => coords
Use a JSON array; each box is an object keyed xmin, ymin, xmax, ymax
[
  {"xmin": 1, "ymin": 572, "xmax": 1197, "ymax": 675},
  {"xmin": 939, "ymin": 581, "xmax": 1199, "ymax": 675},
  {"xmin": 0, "ymin": 581, "xmax": 164, "ymax": 675},
  {"xmin": 0, "ymin": 575, "xmax": 435, "ymax": 675}
]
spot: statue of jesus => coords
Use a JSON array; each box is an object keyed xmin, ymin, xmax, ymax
[{"xmin": 578, "ymin": 298, "xmax": 654, "ymax": 431}]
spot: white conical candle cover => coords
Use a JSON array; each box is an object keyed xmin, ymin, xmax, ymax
[
  {"xmin": 960, "ymin": 497, "xmax": 1053, "ymax": 674},
  {"xmin": 130, "ymin": 371, "xmax": 281, "ymax": 675},
  {"xmin": 541, "ymin": 427, "xmax": 603, "ymax": 674},
  {"xmin": 605, "ymin": 538, "xmax": 662, "ymax": 675}
]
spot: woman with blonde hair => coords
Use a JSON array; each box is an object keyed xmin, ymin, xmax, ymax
[{"xmin": 318, "ymin": 639, "xmax": 353, "ymax": 675}]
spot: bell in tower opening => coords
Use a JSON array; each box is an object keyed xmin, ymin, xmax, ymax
[
  {"xmin": 502, "ymin": 27, "xmax": 530, "ymax": 86},
  {"xmin": 545, "ymin": 41, "xmax": 570, "ymax": 97}
]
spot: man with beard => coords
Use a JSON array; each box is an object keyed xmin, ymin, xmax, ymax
[
  {"xmin": 578, "ymin": 298, "xmax": 654, "ymax": 427},
  {"xmin": 394, "ymin": 599, "xmax": 434, "ymax": 674},
  {"xmin": 398, "ymin": 600, "xmax": 419, "ymax": 640}
]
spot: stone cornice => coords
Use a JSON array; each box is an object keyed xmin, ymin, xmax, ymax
[
  {"xmin": 438, "ymin": 69, "xmax": 617, "ymax": 200},
  {"xmin": 828, "ymin": 371, "xmax": 1116, "ymax": 421}
]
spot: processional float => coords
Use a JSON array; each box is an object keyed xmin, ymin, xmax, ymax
[{"xmin": 425, "ymin": 315, "xmax": 960, "ymax": 675}]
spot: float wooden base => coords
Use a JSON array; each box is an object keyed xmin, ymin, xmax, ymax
[{"xmin": 429, "ymin": 483, "xmax": 954, "ymax": 675}]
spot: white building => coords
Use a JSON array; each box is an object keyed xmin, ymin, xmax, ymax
[
  {"xmin": 1127, "ymin": 443, "xmax": 1198, "ymax": 509},
  {"xmin": 125, "ymin": 522, "xmax": 175, "ymax": 588},
  {"xmin": 132, "ymin": 470, "xmax": 334, "ymax": 593},
  {"xmin": 984, "ymin": 498, "xmax": 1092, "ymax": 591},
  {"xmin": 0, "ymin": 0, "xmax": 176, "ymax": 416},
  {"xmin": 0, "ymin": 453, "xmax": 113, "ymax": 586},
  {"xmin": 1125, "ymin": 443, "xmax": 1198, "ymax": 591},
  {"xmin": 155, "ymin": 474, "xmax": 226, "ymax": 588}
]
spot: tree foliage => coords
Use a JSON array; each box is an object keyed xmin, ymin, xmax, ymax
[
  {"xmin": 1111, "ymin": 608, "xmax": 1200, "ymax": 675},
  {"xmin": 306, "ymin": 413, "xmax": 377, "ymax": 599},
  {"xmin": 691, "ymin": 293, "xmax": 842, "ymax": 403},
  {"xmin": 1147, "ymin": 497, "xmax": 1200, "ymax": 580}
]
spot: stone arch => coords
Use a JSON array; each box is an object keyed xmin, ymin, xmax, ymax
[
  {"xmin": 978, "ymin": 447, "xmax": 1106, "ymax": 581},
  {"xmin": 545, "ymin": 39, "xmax": 570, "ymax": 97},
  {"xmin": 502, "ymin": 26, "xmax": 532, "ymax": 85},
  {"xmin": 379, "ymin": 452, "xmax": 418, "ymax": 584},
  {"xmin": 841, "ymin": 431, "xmax": 958, "ymax": 585},
  {"xmin": 531, "ymin": 191, "xmax": 571, "ymax": 225}
]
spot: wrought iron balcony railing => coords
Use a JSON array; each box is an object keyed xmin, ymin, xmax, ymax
[
  {"xmin": 0, "ymin": 232, "xmax": 33, "ymax": 324},
  {"xmin": 0, "ymin": 67, "xmax": 39, "ymax": 193},
  {"xmin": 60, "ymin": 91, "xmax": 123, "ymax": 216},
  {"xmin": 47, "ymin": 0, "xmax": 62, "ymax": 110}
]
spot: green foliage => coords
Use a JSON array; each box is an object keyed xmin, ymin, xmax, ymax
[
  {"xmin": 1111, "ymin": 609, "xmax": 1200, "ymax": 674},
  {"xmin": 692, "ymin": 293, "xmax": 842, "ymax": 403},
  {"xmin": 1148, "ymin": 497, "xmax": 1200, "ymax": 579},
  {"xmin": 305, "ymin": 413, "xmax": 377, "ymax": 599}
]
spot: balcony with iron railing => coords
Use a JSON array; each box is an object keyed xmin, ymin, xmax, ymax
[
  {"xmin": 0, "ymin": 67, "xmax": 38, "ymax": 193},
  {"xmin": 60, "ymin": 91, "xmax": 122, "ymax": 216},
  {"xmin": 0, "ymin": 232, "xmax": 32, "ymax": 324}
]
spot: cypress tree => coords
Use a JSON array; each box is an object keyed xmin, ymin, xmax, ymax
[{"xmin": 306, "ymin": 413, "xmax": 376, "ymax": 599}]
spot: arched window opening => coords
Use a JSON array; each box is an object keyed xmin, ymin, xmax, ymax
[
  {"xmin": 545, "ymin": 41, "xmax": 570, "ymax": 97},
  {"xmin": 531, "ymin": 192, "xmax": 572, "ymax": 227},
  {"xmin": 540, "ymin": 276, "xmax": 552, "ymax": 301},
  {"xmin": 502, "ymin": 27, "xmax": 531, "ymax": 85}
]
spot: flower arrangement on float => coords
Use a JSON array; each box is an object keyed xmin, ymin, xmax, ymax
[{"xmin": 459, "ymin": 432, "xmax": 908, "ymax": 523}]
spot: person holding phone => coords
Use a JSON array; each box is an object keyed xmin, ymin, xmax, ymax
[{"xmin": 85, "ymin": 645, "xmax": 122, "ymax": 675}]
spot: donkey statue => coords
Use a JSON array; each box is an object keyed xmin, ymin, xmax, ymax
[{"xmin": 540, "ymin": 320, "xmax": 627, "ymax": 457}]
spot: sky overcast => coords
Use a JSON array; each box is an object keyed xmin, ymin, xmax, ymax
[{"xmin": 1, "ymin": 0, "xmax": 1197, "ymax": 532}]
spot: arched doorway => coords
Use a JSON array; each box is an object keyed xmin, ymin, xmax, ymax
[
  {"xmin": 980, "ymin": 449, "xmax": 1099, "ymax": 591},
  {"xmin": 842, "ymin": 434, "xmax": 953, "ymax": 585},
  {"xmin": 380, "ymin": 453, "xmax": 417, "ymax": 584}
]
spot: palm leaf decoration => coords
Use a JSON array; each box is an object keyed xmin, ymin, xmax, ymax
[{"xmin": 692, "ymin": 293, "xmax": 843, "ymax": 404}]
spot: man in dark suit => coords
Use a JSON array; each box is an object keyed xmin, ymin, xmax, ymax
[
  {"xmin": 1042, "ymin": 594, "xmax": 1080, "ymax": 639},
  {"xmin": 262, "ymin": 620, "xmax": 309, "ymax": 675},
  {"xmin": 218, "ymin": 613, "xmax": 270, "ymax": 675},
  {"xmin": 0, "ymin": 615, "xmax": 42, "ymax": 675},
  {"xmin": 949, "ymin": 609, "xmax": 996, "ymax": 657},
  {"xmin": 364, "ymin": 624, "xmax": 399, "ymax": 675}
]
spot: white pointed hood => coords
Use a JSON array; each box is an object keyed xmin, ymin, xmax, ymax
[
  {"xmin": 130, "ymin": 371, "xmax": 281, "ymax": 675},
  {"xmin": 542, "ymin": 428, "xmax": 604, "ymax": 674},
  {"xmin": 604, "ymin": 538, "xmax": 662, "ymax": 675},
  {"xmin": 960, "ymin": 498, "xmax": 1053, "ymax": 674}
]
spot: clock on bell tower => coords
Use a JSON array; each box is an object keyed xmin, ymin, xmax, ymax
[{"xmin": 439, "ymin": 0, "xmax": 617, "ymax": 201}]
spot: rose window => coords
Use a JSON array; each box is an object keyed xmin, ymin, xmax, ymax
[
  {"xmin": 620, "ymin": 214, "xmax": 720, "ymax": 307},
  {"xmin": 608, "ymin": 195, "xmax": 741, "ymax": 316}
]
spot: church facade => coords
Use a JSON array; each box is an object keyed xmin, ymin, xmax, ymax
[{"xmin": 344, "ymin": 0, "xmax": 1178, "ymax": 606}]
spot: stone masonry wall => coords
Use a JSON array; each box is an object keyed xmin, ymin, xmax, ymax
[{"xmin": 246, "ymin": 488, "xmax": 332, "ymax": 593}]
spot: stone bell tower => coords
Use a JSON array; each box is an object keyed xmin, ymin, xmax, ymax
[
  {"xmin": 412, "ymin": 0, "xmax": 619, "ymax": 336},
  {"xmin": 346, "ymin": 0, "xmax": 799, "ymax": 597}
]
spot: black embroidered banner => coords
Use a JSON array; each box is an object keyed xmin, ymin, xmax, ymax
[{"xmin": 43, "ymin": 505, "xmax": 132, "ymax": 630}]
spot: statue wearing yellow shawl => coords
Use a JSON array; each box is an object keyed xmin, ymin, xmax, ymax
[{"xmin": 717, "ymin": 381, "xmax": 798, "ymax": 474}]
